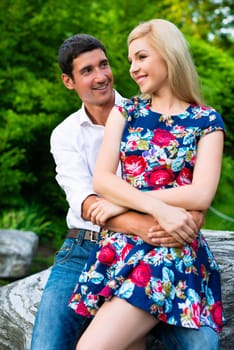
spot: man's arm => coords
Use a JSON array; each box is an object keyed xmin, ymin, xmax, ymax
[
  {"xmin": 82, "ymin": 195, "xmax": 205, "ymax": 247},
  {"xmin": 50, "ymin": 122, "xmax": 100, "ymax": 228},
  {"xmin": 82, "ymin": 195, "xmax": 161, "ymax": 245}
]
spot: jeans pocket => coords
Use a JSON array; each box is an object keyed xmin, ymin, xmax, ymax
[{"xmin": 54, "ymin": 238, "xmax": 75, "ymax": 265}]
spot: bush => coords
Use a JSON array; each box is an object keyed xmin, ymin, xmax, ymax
[{"xmin": 0, "ymin": 203, "xmax": 66, "ymax": 248}]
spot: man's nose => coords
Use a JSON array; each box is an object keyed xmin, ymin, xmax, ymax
[{"xmin": 94, "ymin": 68, "xmax": 106, "ymax": 80}]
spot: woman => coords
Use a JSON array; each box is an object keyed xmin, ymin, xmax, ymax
[{"xmin": 69, "ymin": 19, "xmax": 225, "ymax": 350}]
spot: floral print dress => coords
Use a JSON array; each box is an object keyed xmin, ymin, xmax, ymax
[{"xmin": 69, "ymin": 96, "xmax": 225, "ymax": 332}]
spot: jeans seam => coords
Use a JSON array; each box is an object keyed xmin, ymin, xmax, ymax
[{"xmin": 54, "ymin": 239, "xmax": 76, "ymax": 265}]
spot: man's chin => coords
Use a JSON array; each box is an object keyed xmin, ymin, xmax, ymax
[{"xmin": 96, "ymin": 89, "xmax": 113, "ymax": 101}]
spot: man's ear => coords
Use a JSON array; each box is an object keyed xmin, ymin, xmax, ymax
[{"xmin": 61, "ymin": 73, "xmax": 74, "ymax": 90}]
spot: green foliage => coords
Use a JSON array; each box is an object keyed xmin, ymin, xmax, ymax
[
  {"xmin": 0, "ymin": 202, "xmax": 66, "ymax": 247},
  {"xmin": 200, "ymin": 150, "xmax": 234, "ymax": 232},
  {"xmin": 0, "ymin": 0, "xmax": 233, "ymax": 241},
  {"xmin": 0, "ymin": 203, "xmax": 51, "ymax": 235},
  {"xmin": 204, "ymin": 155, "xmax": 234, "ymax": 231},
  {"xmin": 205, "ymin": 208, "xmax": 234, "ymax": 232},
  {"xmin": 152, "ymin": 0, "xmax": 233, "ymax": 52},
  {"xmin": 188, "ymin": 36, "xmax": 234, "ymax": 151}
]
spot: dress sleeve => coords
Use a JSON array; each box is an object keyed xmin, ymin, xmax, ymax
[
  {"xmin": 115, "ymin": 96, "xmax": 151, "ymax": 121},
  {"xmin": 200, "ymin": 107, "xmax": 225, "ymax": 137},
  {"xmin": 115, "ymin": 98, "xmax": 130, "ymax": 120}
]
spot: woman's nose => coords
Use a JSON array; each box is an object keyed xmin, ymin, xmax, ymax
[{"xmin": 129, "ymin": 61, "xmax": 139, "ymax": 74}]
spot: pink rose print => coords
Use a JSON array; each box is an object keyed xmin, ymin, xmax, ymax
[
  {"xmin": 152, "ymin": 129, "xmax": 176, "ymax": 146},
  {"xmin": 211, "ymin": 301, "xmax": 223, "ymax": 330},
  {"xmin": 144, "ymin": 166, "xmax": 175, "ymax": 188},
  {"xmin": 174, "ymin": 125, "xmax": 185, "ymax": 133},
  {"xmin": 117, "ymin": 106, "xmax": 124, "ymax": 113},
  {"xmin": 122, "ymin": 243, "xmax": 134, "ymax": 260},
  {"xmin": 191, "ymin": 303, "xmax": 201, "ymax": 328},
  {"xmin": 176, "ymin": 168, "xmax": 193, "ymax": 186},
  {"xmin": 158, "ymin": 313, "xmax": 168, "ymax": 322},
  {"xmin": 200, "ymin": 264, "xmax": 209, "ymax": 280},
  {"xmin": 190, "ymin": 238, "xmax": 199, "ymax": 252},
  {"xmin": 190, "ymin": 155, "xmax": 196, "ymax": 167},
  {"xmin": 98, "ymin": 243, "xmax": 118, "ymax": 266},
  {"xmin": 152, "ymin": 279, "xmax": 163, "ymax": 293},
  {"xmin": 123, "ymin": 155, "xmax": 147, "ymax": 176},
  {"xmin": 130, "ymin": 261, "xmax": 151, "ymax": 287},
  {"xmin": 127, "ymin": 140, "xmax": 137, "ymax": 150},
  {"xmin": 75, "ymin": 300, "xmax": 90, "ymax": 317},
  {"xmin": 100, "ymin": 286, "xmax": 112, "ymax": 298},
  {"xmin": 148, "ymin": 250, "xmax": 156, "ymax": 257}
]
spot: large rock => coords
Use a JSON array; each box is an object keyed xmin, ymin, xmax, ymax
[
  {"xmin": 0, "ymin": 269, "xmax": 50, "ymax": 350},
  {"xmin": 0, "ymin": 230, "xmax": 38, "ymax": 278},
  {"xmin": 204, "ymin": 230, "xmax": 234, "ymax": 347},
  {"xmin": 0, "ymin": 230, "xmax": 233, "ymax": 350}
]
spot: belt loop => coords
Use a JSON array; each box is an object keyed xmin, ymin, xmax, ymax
[
  {"xmin": 76, "ymin": 229, "xmax": 85, "ymax": 245},
  {"xmin": 90, "ymin": 231, "xmax": 98, "ymax": 243}
]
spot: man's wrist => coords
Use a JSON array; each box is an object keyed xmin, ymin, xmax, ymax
[{"xmin": 81, "ymin": 194, "xmax": 98, "ymax": 220}]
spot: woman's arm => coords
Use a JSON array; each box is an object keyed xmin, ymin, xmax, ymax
[
  {"xmin": 93, "ymin": 107, "xmax": 197, "ymax": 243},
  {"xmin": 83, "ymin": 194, "xmax": 187, "ymax": 246},
  {"xmin": 94, "ymin": 106, "xmax": 223, "ymax": 213},
  {"xmin": 147, "ymin": 131, "xmax": 224, "ymax": 210}
]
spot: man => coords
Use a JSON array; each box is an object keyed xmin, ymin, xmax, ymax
[{"xmin": 30, "ymin": 34, "xmax": 220, "ymax": 350}]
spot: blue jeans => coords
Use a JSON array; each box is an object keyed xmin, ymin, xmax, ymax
[
  {"xmin": 155, "ymin": 323, "xmax": 220, "ymax": 350},
  {"xmin": 30, "ymin": 234, "xmax": 220, "ymax": 350}
]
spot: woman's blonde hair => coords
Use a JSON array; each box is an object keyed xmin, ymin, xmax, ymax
[{"xmin": 128, "ymin": 19, "xmax": 203, "ymax": 105}]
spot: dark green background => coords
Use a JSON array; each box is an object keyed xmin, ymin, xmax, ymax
[{"xmin": 0, "ymin": 0, "xmax": 233, "ymax": 250}]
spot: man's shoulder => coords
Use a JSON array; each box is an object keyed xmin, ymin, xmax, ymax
[
  {"xmin": 114, "ymin": 90, "xmax": 125, "ymax": 104},
  {"xmin": 52, "ymin": 109, "xmax": 82, "ymax": 135}
]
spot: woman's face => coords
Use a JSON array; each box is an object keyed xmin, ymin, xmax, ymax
[{"xmin": 128, "ymin": 36, "xmax": 169, "ymax": 96}]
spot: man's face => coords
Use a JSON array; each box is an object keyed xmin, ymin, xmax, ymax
[{"xmin": 62, "ymin": 48, "xmax": 114, "ymax": 107}]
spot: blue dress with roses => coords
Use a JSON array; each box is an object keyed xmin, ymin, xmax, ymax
[{"xmin": 69, "ymin": 96, "xmax": 225, "ymax": 332}]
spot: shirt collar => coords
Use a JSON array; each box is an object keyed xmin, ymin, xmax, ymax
[{"xmin": 79, "ymin": 90, "xmax": 123, "ymax": 126}]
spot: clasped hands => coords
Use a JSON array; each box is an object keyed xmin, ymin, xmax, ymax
[{"xmin": 87, "ymin": 197, "xmax": 200, "ymax": 248}]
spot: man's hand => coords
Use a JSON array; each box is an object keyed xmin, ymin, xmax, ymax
[
  {"xmin": 147, "ymin": 224, "xmax": 184, "ymax": 248},
  {"xmin": 82, "ymin": 196, "xmax": 203, "ymax": 248}
]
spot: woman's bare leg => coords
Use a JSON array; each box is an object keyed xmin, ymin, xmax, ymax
[{"xmin": 76, "ymin": 297, "xmax": 158, "ymax": 350}]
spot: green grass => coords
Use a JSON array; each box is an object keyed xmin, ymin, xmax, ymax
[{"xmin": 204, "ymin": 206, "xmax": 234, "ymax": 232}]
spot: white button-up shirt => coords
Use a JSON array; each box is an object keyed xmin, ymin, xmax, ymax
[{"xmin": 50, "ymin": 90, "xmax": 123, "ymax": 232}]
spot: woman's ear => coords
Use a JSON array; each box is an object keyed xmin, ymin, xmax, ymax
[{"xmin": 61, "ymin": 73, "xmax": 74, "ymax": 90}]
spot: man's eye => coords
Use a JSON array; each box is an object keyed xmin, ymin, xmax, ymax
[
  {"xmin": 101, "ymin": 61, "xmax": 109, "ymax": 68},
  {"xmin": 82, "ymin": 68, "xmax": 92, "ymax": 75}
]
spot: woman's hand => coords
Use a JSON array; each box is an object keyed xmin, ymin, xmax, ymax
[
  {"xmin": 87, "ymin": 197, "xmax": 127, "ymax": 226},
  {"xmin": 151, "ymin": 201, "xmax": 198, "ymax": 245}
]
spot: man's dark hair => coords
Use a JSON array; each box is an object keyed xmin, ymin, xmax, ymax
[{"xmin": 58, "ymin": 34, "xmax": 107, "ymax": 78}]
